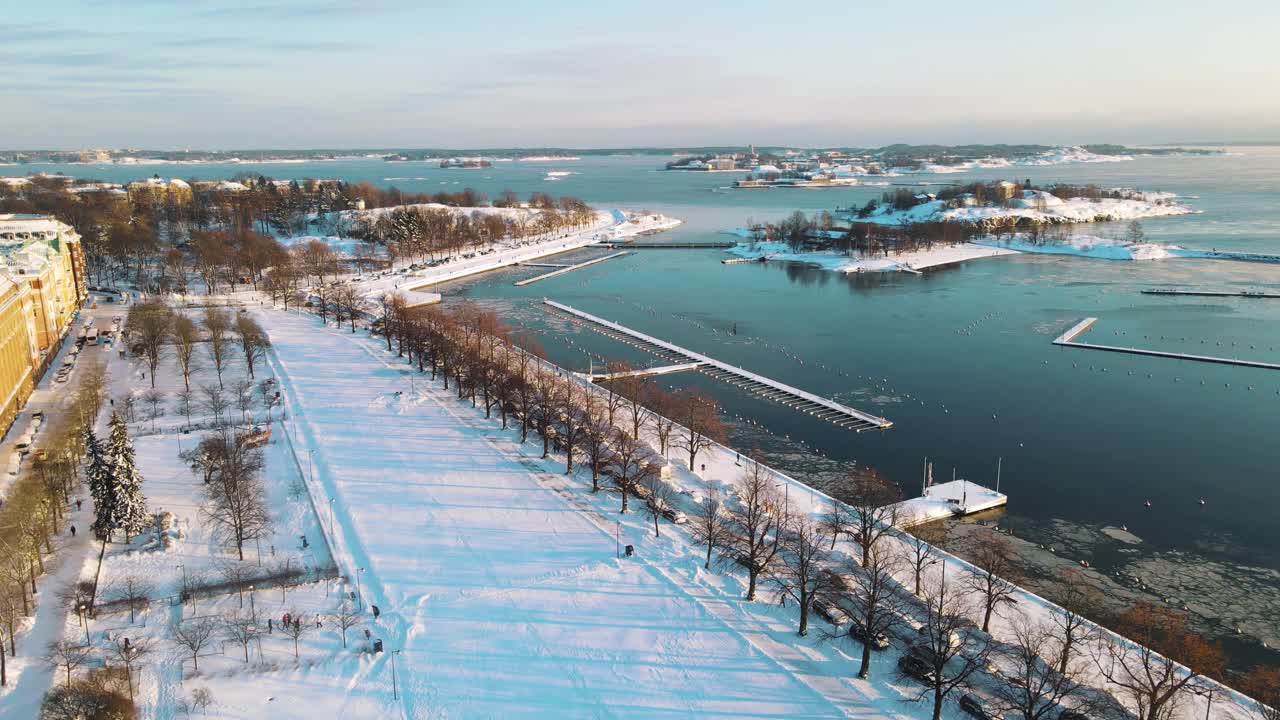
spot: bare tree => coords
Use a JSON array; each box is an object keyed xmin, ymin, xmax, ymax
[
  {"xmin": 689, "ymin": 486, "xmax": 729, "ymax": 570},
  {"xmin": 233, "ymin": 313, "xmax": 270, "ymax": 379},
  {"xmin": 217, "ymin": 562, "xmax": 254, "ymax": 608},
  {"xmin": 727, "ymin": 460, "xmax": 785, "ymax": 601},
  {"xmin": 909, "ymin": 569, "xmax": 990, "ymax": 720},
  {"xmin": 992, "ymin": 614, "xmax": 1096, "ymax": 720},
  {"xmin": 109, "ymin": 574, "xmax": 153, "ymax": 624},
  {"xmin": 202, "ymin": 433, "xmax": 270, "ymax": 560},
  {"xmin": 127, "ymin": 301, "xmax": 172, "ymax": 388},
  {"xmin": 44, "ymin": 640, "xmax": 92, "ymax": 687},
  {"xmin": 579, "ymin": 401, "xmax": 611, "ymax": 493},
  {"xmin": 964, "ymin": 531, "xmax": 1020, "ymax": 633},
  {"xmin": 175, "ymin": 388, "xmax": 194, "ymax": 428},
  {"xmin": 222, "ymin": 612, "xmax": 256, "ymax": 663},
  {"xmin": 331, "ymin": 601, "xmax": 360, "ymax": 649},
  {"xmin": 671, "ymin": 388, "xmax": 724, "ymax": 473},
  {"xmin": 172, "ymin": 616, "xmax": 217, "ymax": 672},
  {"xmin": 1051, "ymin": 568, "xmax": 1100, "ymax": 676},
  {"xmin": 641, "ymin": 474, "xmax": 676, "ymax": 538},
  {"xmin": 773, "ymin": 515, "xmax": 832, "ymax": 636},
  {"xmin": 233, "ymin": 378, "xmax": 255, "ymax": 426},
  {"xmin": 901, "ymin": 519, "xmax": 950, "ymax": 596},
  {"xmin": 845, "ymin": 472, "xmax": 901, "ymax": 566},
  {"xmin": 108, "ymin": 635, "xmax": 153, "ymax": 703},
  {"xmin": 821, "ymin": 493, "xmax": 851, "ymax": 550},
  {"xmin": 198, "ymin": 384, "xmax": 229, "ymax": 428},
  {"xmin": 202, "ymin": 307, "xmax": 232, "ymax": 389},
  {"xmin": 1092, "ymin": 602, "xmax": 1224, "ymax": 720},
  {"xmin": 170, "ymin": 314, "xmax": 201, "ymax": 391},
  {"xmin": 141, "ymin": 389, "xmax": 165, "ymax": 432},
  {"xmin": 650, "ymin": 389, "xmax": 678, "ymax": 458},
  {"xmin": 842, "ymin": 544, "xmax": 904, "ymax": 679},
  {"xmin": 608, "ymin": 428, "xmax": 658, "ymax": 515}
]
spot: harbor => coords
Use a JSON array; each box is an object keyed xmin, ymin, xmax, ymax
[{"xmin": 543, "ymin": 299, "xmax": 893, "ymax": 432}]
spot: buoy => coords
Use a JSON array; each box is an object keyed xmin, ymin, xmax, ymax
[{"xmin": 1144, "ymin": 500, "xmax": 1152, "ymax": 508}]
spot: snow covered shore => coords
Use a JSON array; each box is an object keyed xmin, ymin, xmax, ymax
[
  {"xmin": 857, "ymin": 190, "xmax": 1196, "ymax": 227},
  {"xmin": 726, "ymin": 240, "xmax": 1019, "ymax": 273}
]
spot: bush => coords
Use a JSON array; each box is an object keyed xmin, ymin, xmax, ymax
[{"xmin": 40, "ymin": 674, "xmax": 136, "ymax": 720}]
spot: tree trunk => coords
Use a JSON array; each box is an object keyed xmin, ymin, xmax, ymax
[
  {"xmin": 704, "ymin": 542, "xmax": 713, "ymax": 570},
  {"xmin": 746, "ymin": 570, "xmax": 758, "ymax": 601},
  {"xmin": 858, "ymin": 643, "xmax": 871, "ymax": 679},
  {"xmin": 982, "ymin": 600, "xmax": 993, "ymax": 633}
]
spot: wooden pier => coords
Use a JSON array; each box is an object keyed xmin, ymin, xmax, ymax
[
  {"xmin": 581, "ymin": 361, "xmax": 707, "ymax": 382},
  {"xmin": 1053, "ymin": 317, "xmax": 1280, "ymax": 370},
  {"xmin": 1141, "ymin": 288, "xmax": 1280, "ymax": 299},
  {"xmin": 543, "ymin": 300, "xmax": 893, "ymax": 431},
  {"xmin": 513, "ymin": 252, "xmax": 629, "ymax": 286}
]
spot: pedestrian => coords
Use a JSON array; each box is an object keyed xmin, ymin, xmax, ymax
[
  {"xmin": 282, "ymin": 612, "xmax": 290, "ymax": 627},
  {"xmin": 372, "ymin": 605, "xmax": 380, "ymax": 620},
  {"xmin": 268, "ymin": 619, "xmax": 273, "ymax": 634},
  {"xmin": 76, "ymin": 499, "xmax": 82, "ymax": 511},
  {"xmin": 364, "ymin": 628, "xmax": 371, "ymax": 640},
  {"xmin": 70, "ymin": 525, "xmax": 76, "ymax": 537},
  {"xmin": 316, "ymin": 617, "xmax": 323, "ymax": 628}
]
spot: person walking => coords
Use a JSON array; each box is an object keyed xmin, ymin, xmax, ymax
[{"xmin": 70, "ymin": 525, "xmax": 76, "ymax": 537}]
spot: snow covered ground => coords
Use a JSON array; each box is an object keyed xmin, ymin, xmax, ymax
[
  {"xmin": 249, "ymin": 308, "xmax": 957, "ymax": 720},
  {"xmin": 858, "ymin": 191, "xmax": 1196, "ymax": 227}
]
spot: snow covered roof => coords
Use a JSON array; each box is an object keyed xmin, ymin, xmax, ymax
[{"xmin": 0, "ymin": 177, "xmax": 32, "ymax": 187}]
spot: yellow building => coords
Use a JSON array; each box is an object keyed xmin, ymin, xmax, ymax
[
  {"xmin": 0, "ymin": 276, "xmax": 37, "ymax": 434},
  {"xmin": 0, "ymin": 214, "xmax": 86, "ymax": 384}
]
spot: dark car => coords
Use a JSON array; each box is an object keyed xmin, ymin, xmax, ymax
[
  {"xmin": 959, "ymin": 694, "xmax": 994, "ymax": 719},
  {"xmin": 1058, "ymin": 712, "xmax": 1089, "ymax": 720},
  {"xmin": 849, "ymin": 620, "xmax": 890, "ymax": 650},
  {"xmin": 898, "ymin": 654, "xmax": 936, "ymax": 683}
]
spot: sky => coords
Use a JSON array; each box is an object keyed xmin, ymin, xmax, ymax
[{"xmin": 4, "ymin": 0, "xmax": 1280, "ymax": 149}]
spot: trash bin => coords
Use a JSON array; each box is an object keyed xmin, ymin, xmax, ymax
[
  {"xmin": 624, "ymin": 545, "xmax": 635, "ymax": 557},
  {"xmin": 373, "ymin": 639, "xmax": 384, "ymax": 653}
]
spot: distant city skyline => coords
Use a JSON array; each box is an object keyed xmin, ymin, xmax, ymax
[{"xmin": 6, "ymin": 0, "xmax": 1279, "ymax": 149}]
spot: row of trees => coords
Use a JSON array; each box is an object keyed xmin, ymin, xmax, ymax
[
  {"xmin": 127, "ymin": 302, "xmax": 270, "ymax": 390},
  {"xmin": 0, "ymin": 361, "xmax": 107, "ymax": 687}
]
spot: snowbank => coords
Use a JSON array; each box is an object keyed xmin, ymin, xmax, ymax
[{"xmin": 859, "ymin": 192, "xmax": 1196, "ymax": 226}]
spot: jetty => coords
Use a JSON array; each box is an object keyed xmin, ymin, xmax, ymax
[
  {"xmin": 1141, "ymin": 288, "xmax": 1280, "ymax": 299},
  {"xmin": 581, "ymin": 361, "xmax": 707, "ymax": 381},
  {"xmin": 543, "ymin": 300, "xmax": 893, "ymax": 432},
  {"xmin": 1053, "ymin": 317, "xmax": 1280, "ymax": 370},
  {"xmin": 894, "ymin": 480, "xmax": 1008, "ymax": 528},
  {"xmin": 598, "ymin": 241, "xmax": 735, "ymax": 250},
  {"xmin": 513, "ymin": 251, "xmax": 628, "ymax": 286}
]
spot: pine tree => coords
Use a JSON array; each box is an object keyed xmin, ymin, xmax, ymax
[
  {"xmin": 106, "ymin": 413, "xmax": 149, "ymax": 542},
  {"xmin": 85, "ymin": 428, "xmax": 118, "ymax": 541}
]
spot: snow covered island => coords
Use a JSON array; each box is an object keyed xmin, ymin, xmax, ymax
[{"xmin": 726, "ymin": 181, "xmax": 1208, "ymax": 273}]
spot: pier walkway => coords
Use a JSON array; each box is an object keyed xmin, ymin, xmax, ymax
[
  {"xmin": 1141, "ymin": 288, "xmax": 1280, "ymax": 299},
  {"xmin": 513, "ymin": 251, "xmax": 629, "ymax": 286},
  {"xmin": 1053, "ymin": 317, "xmax": 1280, "ymax": 370},
  {"xmin": 598, "ymin": 242, "xmax": 735, "ymax": 250},
  {"xmin": 543, "ymin": 300, "xmax": 893, "ymax": 432}
]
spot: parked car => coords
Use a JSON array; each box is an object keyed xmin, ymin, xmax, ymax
[
  {"xmin": 813, "ymin": 597, "xmax": 849, "ymax": 626},
  {"xmin": 898, "ymin": 655, "xmax": 936, "ymax": 684},
  {"xmin": 1058, "ymin": 712, "xmax": 1089, "ymax": 720},
  {"xmin": 959, "ymin": 694, "xmax": 995, "ymax": 719},
  {"xmin": 848, "ymin": 619, "xmax": 890, "ymax": 650},
  {"xmin": 659, "ymin": 507, "xmax": 687, "ymax": 524}
]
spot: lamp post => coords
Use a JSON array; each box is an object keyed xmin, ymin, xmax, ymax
[
  {"xmin": 391, "ymin": 649, "xmax": 402, "ymax": 700},
  {"xmin": 328, "ymin": 498, "xmax": 335, "ymax": 539},
  {"xmin": 248, "ymin": 584, "xmax": 256, "ymax": 622},
  {"xmin": 77, "ymin": 603, "xmax": 90, "ymax": 644},
  {"xmin": 356, "ymin": 567, "xmax": 365, "ymax": 610}
]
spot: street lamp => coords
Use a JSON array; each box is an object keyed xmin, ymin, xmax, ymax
[
  {"xmin": 328, "ymin": 498, "xmax": 335, "ymax": 539},
  {"xmin": 356, "ymin": 567, "xmax": 365, "ymax": 609},
  {"xmin": 391, "ymin": 649, "xmax": 402, "ymax": 700},
  {"xmin": 77, "ymin": 603, "xmax": 90, "ymax": 644},
  {"xmin": 248, "ymin": 584, "xmax": 256, "ymax": 622}
]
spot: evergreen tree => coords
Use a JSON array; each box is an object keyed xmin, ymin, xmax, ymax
[
  {"xmin": 85, "ymin": 428, "xmax": 118, "ymax": 541},
  {"xmin": 106, "ymin": 413, "xmax": 150, "ymax": 541}
]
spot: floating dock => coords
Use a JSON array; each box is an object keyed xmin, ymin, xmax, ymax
[
  {"xmin": 1053, "ymin": 317, "xmax": 1280, "ymax": 370},
  {"xmin": 1141, "ymin": 288, "xmax": 1280, "ymax": 299},
  {"xmin": 598, "ymin": 242, "xmax": 735, "ymax": 250},
  {"xmin": 582, "ymin": 361, "xmax": 707, "ymax": 382},
  {"xmin": 513, "ymin": 252, "xmax": 628, "ymax": 286},
  {"xmin": 543, "ymin": 300, "xmax": 893, "ymax": 431},
  {"xmin": 894, "ymin": 480, "xmax": 1007, "ymax": 528}
]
